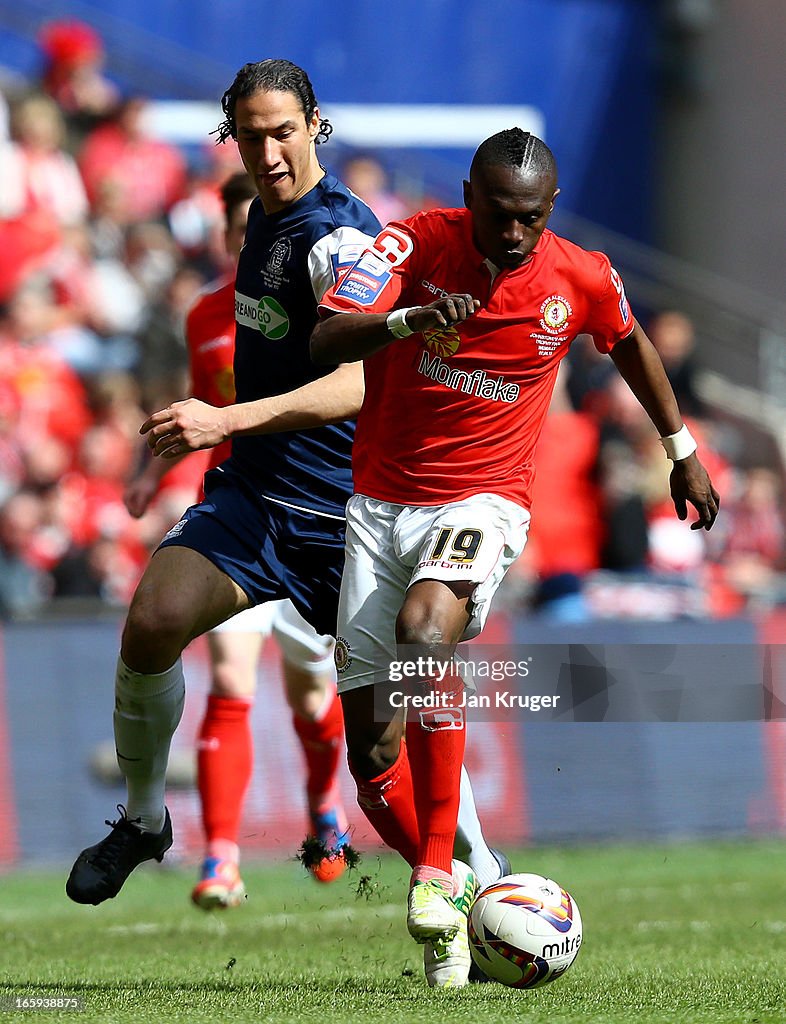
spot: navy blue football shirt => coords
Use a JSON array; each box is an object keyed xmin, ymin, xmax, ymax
[{"xmin": 229, "ymin": 172, "xmax": 380, "ymax": 518}]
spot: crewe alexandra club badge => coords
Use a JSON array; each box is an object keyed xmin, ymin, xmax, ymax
[
  {"xmin": 334, "ymin": 636, "xmax": 353, "ymax": 674},
  {"xmin": 539, "ymin": 294, "xmax": 573, "ymax": 335}
]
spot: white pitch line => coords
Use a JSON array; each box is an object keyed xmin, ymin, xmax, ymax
[{"xmin": 105, "ymin": 903, "xmax": 401, "ymax": 935}]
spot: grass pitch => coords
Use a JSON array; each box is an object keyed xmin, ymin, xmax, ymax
[{"xmin": 1, "ymin": 840, "xmax": 785, "ymax": 1023}]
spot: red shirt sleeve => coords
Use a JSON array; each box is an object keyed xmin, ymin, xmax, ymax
[
  {"xmin": 583, "ymin": 255, "xmax": 635, "ymax": 353},
  {"xmin": 319, "ymin": 220, "xmax": 420, "ymax": 316}
]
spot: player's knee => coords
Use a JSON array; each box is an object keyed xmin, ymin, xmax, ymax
[
  {"xmin": 284, "ymin": 676, "xmax": 329, "ymax": 719},
  {"xmin": 210, "ymin": 660, "xmax": 255, "ymax": 699},
  {"xmin": 395, "ymin": 606, "xmax": 445, "ymax": 653},
  {"xmin": 346, "ymin": 737, "xmax": 399, "ymax": 780},
  {"xmin": 122, "ymin": 597, "xmax": 191, "ymax": 672}
]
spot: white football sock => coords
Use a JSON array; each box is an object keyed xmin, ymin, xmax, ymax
[
  {"xmin": 454, "ymin": 764, "xmax": 503, "ymax": 890},
  {"xmin": 114, "ymin": 655, "xmax": 185, "ymax": 833}
]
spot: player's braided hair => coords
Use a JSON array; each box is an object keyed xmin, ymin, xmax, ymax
[
  {"xmin": 472, "ymin": 128, "xmax": 557, "ymax": 182},
  {"xmin": 213, "ymin": 59, "xmax": 333, "ymax": 145},
  {"xmin": 219, "ymin": 171, "xmax": 257, "ymax": 220}
]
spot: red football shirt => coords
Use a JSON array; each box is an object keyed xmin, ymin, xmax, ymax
[
  {"xmin": 320, "ymin": 208, "xmax": 635, "ymax": 509},
  {"xmin": 184, "ymin": 276, "xmax": 236, "ymax": 471}
]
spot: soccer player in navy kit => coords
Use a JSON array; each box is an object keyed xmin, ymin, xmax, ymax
[
  {"xmin": 66, "ymin": 63, "xmax": 507, "ymax": 952},
  {"xmin": 66, "ymin": 60, "xmax": 377, "ymax": 906}
]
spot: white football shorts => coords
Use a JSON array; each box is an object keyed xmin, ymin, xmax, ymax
[
  {"xmin": 212, "ymin": 599, "xmax": 334, "ymax": 674},
  {"xmin": 335, "ymin": 492, "xmax": 530, "ymax": 692}
]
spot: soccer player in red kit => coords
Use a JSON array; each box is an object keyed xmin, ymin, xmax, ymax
[
  {"xmin": 311, "ymin": 128, "xmax": 720, "ymax": 985},
  {"xmin": 124, "ymin": 171, "xmax": 348, "ymax": 905},
  {"xmin": 71, "ymin": 65, "xmax": 507, "ymax": 968}
]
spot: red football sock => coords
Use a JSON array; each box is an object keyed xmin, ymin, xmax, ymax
[
  {"xmin": 196, "ymin": 694, "xmax": 253, "ymax": 847},
  {"xmin": 350, "ymin": 743, "xmax": 420, "ymax": 867},
  {"xmin": 291, "ymin": 684, "xmax": 345, "ymax": 812},
  {"xmin": 404, "ymin": 672, "xmax": 466, "ymax": 876}
]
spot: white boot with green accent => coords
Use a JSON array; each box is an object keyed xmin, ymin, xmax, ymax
[{"xmin": 423, "ymin": 860, "xmax": 479, "ymax": 988}]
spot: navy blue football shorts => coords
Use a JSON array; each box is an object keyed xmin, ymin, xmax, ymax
[{"xmin": 157, "ymin": 464, "xmax": 346, "ymax": 638}]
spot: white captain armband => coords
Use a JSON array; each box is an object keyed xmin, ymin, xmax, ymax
[
  {"xmin": 660, "ymin": 424, "xmax": 697, "ymax": 461},
  {"xmin": 386, "ymin": 307, "xmax": 420, "ymax": 338}
]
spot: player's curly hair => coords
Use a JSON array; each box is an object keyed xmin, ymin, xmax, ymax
[
  {"xmin": 213, "ymin": 59, "xmax": 333, "ymax": 145},
  {"xmin": 472, "ymin": 128, "xmax": 557, "ymax": 182}
]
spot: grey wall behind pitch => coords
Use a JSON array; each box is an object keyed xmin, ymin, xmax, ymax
[{"xmin": 1, "ymin": 616, "xmax": 783, "ymax": 865}]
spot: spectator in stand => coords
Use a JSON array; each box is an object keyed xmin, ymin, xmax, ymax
[
  {"xmin": 0, "ymin": 93, "xmax": 68, "ymax": 304},
  {"xmin": 167, "ymin": 145, "xmax": 245, "ymax": 276},
  {"xmin": 50, "ymin": 423, "xmax": 147, "ymax": 605},
  {"xmin": 342, "ymin": 154, "xmax": 410, "ymax": 225},
  {"xmin": 123, "ymin": 221, "xmax": 181, "ymax": 304},
  {"xmin": 709, "ymin": 466, "xmax": 785, "ymax": 609},
  {"xmin": 5, "ymin": 274, "xmax": 105, "ymax": 379},
  {"xmin": 0, "ymin": 392, "xmax": 24, "ymax": 510},
  {"xmin": 75, "ymin": 423, "xmax": 135, "ymax": 524},
  {"xmin": 17, "ymin": 435, "xmax": 74, "ymax": 574},
  {"xmin": 648, "ymin": 310, "xmax": 704, "ymax": 418},
  {"xmin": 0, "ymin": 490, "xmax": 51, "ymax": 618},
  {"xmin": 88, "ymin": 371, "xmax": 149, "ymax": 446},
  {"xmin": 0, "ymin": 292, "xmax": 92, "ymax": 454},
  {"xmin": 135, "ymin": 263, "xmax": 206, "ymax": 411},
  {"xmin": 595, "ymin": 375, "xmax": 656, "ymax": 571},
  {"xmin": 0, "ymin": 210, "xmax": 60, "ymax": 309},
  {"xmin": 20, "ymin": 433, "xmax": 72, "ymax": 497},
  {"xmin": 44, "ymin": 224, "xmax": 139, "ymax": 375},
  {"xmin": 0, "ymin": 93, "xmax": 89, "ymax": 227},
  {"xmin": 85, "ymin": 194, "xmax": 155, "ymax": 370},
  {"xmin": 37, "ymin": 19, "xmax": 119, "ymax": 147},
  {"xmin": 89, "ymin": 177, "xmax": 133, "ymax": 257},
  {"xmin": 87, "ymin": 224, "xmax": 148, "ymax": 344},
  {"xmin": 595, "ymin": 373, "xmax": 730, "ymax": 583},
  {"xmin": 79, "ymin": 96, "xmax": 187, "ymax": 222}
]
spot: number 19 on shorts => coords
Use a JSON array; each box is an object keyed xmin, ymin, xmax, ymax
[{"xmin": 428, "ymin": 527, "xmax": 483, "ymax": 564}]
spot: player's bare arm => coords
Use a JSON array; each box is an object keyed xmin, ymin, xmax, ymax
[
  {"xmin": 141, "ymin": 361, "xmax": 364, "ymax": 458},
  {"xmin": 310, "ymin": 294, "xmax": 480, "ymax": 364},
  {"xmin": 610, "ymin": 319, "xmax": 720, "ymax": 531}
]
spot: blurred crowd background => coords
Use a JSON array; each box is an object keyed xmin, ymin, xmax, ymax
[{"xmin": 0, "ymin": 18, "xmax": 784, "ymax": 624}]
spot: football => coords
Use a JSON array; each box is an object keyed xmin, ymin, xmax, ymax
[{"xmin": 468, "ymin": 873, "xmax": 582, "ymax": 987}]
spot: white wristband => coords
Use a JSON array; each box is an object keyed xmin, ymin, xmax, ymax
[
  {"xmin": 386, "ymin": 307, "xmax": 420, "ymax": 338},
  {"xmin": 660, "ymin": 425, "xmax": 697, "ymax": 461}
]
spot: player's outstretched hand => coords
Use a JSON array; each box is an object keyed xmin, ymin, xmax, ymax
[
  {"xmin": 140, "ymin": 399, "xmax": 229, "ymax": 458},
  {"xmin": 669, "ymin": 453, "xmax": 720, "ymax": 531},
  {"xmin": 407, "ymin": 294, "xmax": 480, "ymax": 333}
]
